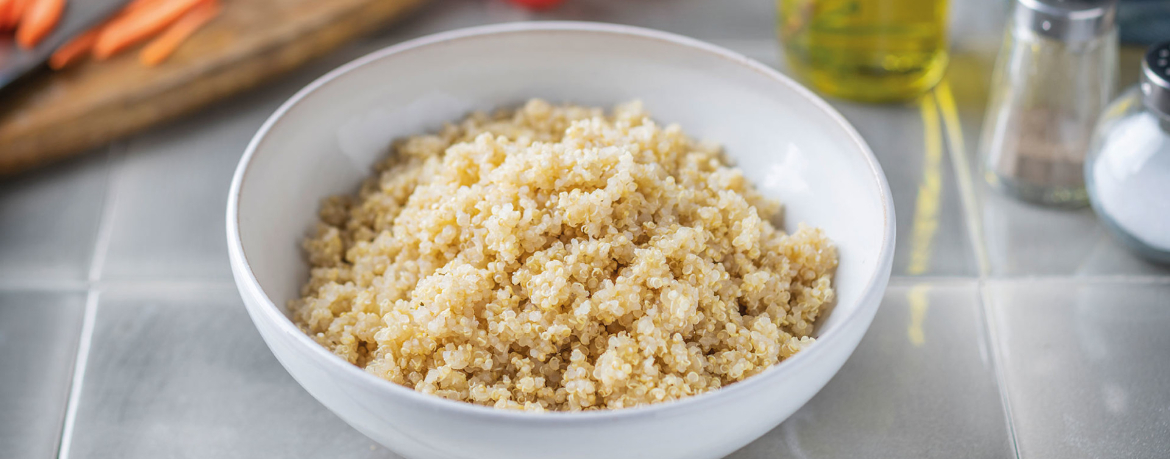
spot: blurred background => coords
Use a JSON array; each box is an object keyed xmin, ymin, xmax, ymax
[{"xmin": 1, "ymin": 1, "xmax": 1168, "ymax": 459}]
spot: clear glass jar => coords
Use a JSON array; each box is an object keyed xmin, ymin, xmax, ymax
[
  {"xmin": 980, "ymin": 0, "xmax": 1118, "ymax": 207},
  {"xmin": 1085, "ymin": 42, "xmax": 1170, "ymax": 264}
]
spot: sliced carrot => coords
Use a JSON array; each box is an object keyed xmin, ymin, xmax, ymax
[
  {"xmin": 0, "ymin": 0, "xmax": 12, "ymax": 32},
  {"xmin": 1, "ymin": 0, "xmax": 30, "ymax": 30},
  {"xmin": 92, "ymin": 0, "xmax": 204, "ymax": 59},
  {"xmin": 48, "ymin": 27, "xmax": 99, "ymax": 69},
  {"xmin": 139, "ymin": 0, "xmax": 218, "ymax": 66},
  {"xmin": 15, "ymin": 0, "xmax": 64, "ymax": 49},
  {"xmin": 121, "ymin": 0, "xmax": 161, "ymax": 15},
  {"xmin": 46, "ymin": 0, "xmax": 153, "ymax": 66}
]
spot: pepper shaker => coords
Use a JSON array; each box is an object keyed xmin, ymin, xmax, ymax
[
  {"xmin": 980, "ymin": 0, "xmax": 1119, "ymax": 206},
  {"xmin": 1085, "ymin": 41, "xmax": 1170, "ymax": 264}
]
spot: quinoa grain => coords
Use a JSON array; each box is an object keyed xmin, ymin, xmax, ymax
[{"xmin": 293, "ymin": 100, "xmax": 837, "ymax": 411}]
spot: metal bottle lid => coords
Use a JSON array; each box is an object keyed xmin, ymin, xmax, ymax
[
  {"xmin": 1142, "ymin": 41, "xmax": 1170, "ymax": 119},
  {"xmin": 1014, "ymin": 0, "xmax": 1117, "ymax": 42}
]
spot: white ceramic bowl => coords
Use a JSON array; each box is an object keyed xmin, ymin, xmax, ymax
[{"xmin": 227, "ymin": 22, "xmax": 894, "ymax": 459}]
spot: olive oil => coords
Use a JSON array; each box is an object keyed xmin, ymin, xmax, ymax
[{"xmin": 779, "ymin": 0, "xmax": 949, "ymax": 102}]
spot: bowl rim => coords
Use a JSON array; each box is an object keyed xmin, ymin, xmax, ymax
[{"xmin": 226, "ymin": 20, "xmax": 895, "ymax": 422}]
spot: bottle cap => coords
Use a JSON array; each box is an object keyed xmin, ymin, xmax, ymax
[
  {"xmin": 1015, "ymin": 0, "xmax": 1117, "ymax": 43},
  {"xmin": 1142, "ymin": 41, "xmax": 1170, "ymax": 119}
]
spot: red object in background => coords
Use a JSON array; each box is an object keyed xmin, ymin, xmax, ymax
[{"xmin": 507, "ymin": 0, "xmax": 564, "ymax": 10}]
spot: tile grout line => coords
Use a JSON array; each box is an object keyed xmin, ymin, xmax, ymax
[
  {"xmin": 977, "ymin": 282, "xmax": 1023, "ymax": 459},
  {"xmin": 86, "ymin": 144, "xmax": 126, "ymax": 285},
  {"xmin": 0, "ymin": 280, "xmax": 90, "ymax": 291},
  {"xmin": 96, "ymin": 279, "xmax": 239, "ymax": 294},
  {"xmin": 981, "ymin": 275, "xmax": 1170, "ymax": 284},
  {"xmin": 888, "ymin": 275, "xmax": 979, "ymax": 285},
  {"xmin": 934, "ymin": 82, "xmax": 1020, "ymax": 459},
  {"xmin": 55, "ymin": 290, "xmax": 99, "ymax": 459},
  {"xmin": 57, "ymin": 142, "xmax": 125, "ymax": 459}
]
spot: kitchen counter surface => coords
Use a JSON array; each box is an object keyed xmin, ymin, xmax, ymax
[{"xmin": 2, "ymin": 1, "xmax": 1168, "ymax": 458}]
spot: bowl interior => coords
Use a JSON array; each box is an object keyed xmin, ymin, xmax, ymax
[{"xmin": 235, "ymin": 23, "xmax": 889, "ymax": 345}]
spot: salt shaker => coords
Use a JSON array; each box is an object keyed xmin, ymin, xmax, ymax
[
  {"xmin": 1084, "ymin": 41, "xmax": 1170, "ymax": 264},
  {"xmin": 980, "ymin": 0, "xmax": 1118, "ymax": 206}
]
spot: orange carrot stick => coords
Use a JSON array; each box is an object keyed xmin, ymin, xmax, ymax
[
  {"xmin": 139, "ymin": 0, "xmax": 217, "ymax": 66},
  {"xmin": 15, "ymin": 0, "xmax": 64, "ymax": 49},
  {"xmin": 2, "ymin": 0, "xmax": 29, "ymax": 30},
  {"xmin": 92, "ymin": 0, "xmax": 204, "ymax": 59},
  {"xmin": 0, "ymin": 0, "xmax": 12, "ymax": 31},
  {"xmin": 48, "ymin": 27, "xmax": 99, "ymax": 69},
  {"xmin": 121, "ymin": 0, "xmax": 160, "ymax": 15},
  {"xmin": 48, "ymin": 0, "xmax": 155, "ymax": 64}
]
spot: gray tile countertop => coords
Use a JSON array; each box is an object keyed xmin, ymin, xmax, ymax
[{"xmin": 2, "ymin": 0, "xmax": 1168, "ymax": 458}]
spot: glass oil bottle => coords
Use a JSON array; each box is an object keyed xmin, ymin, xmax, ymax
[{"xmin": 778, "ymin": 0, "xmax": 950, "ymax": 103}]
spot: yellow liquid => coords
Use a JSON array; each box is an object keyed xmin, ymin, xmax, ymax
[{"xmin": 779, "ymin": 0, "xmax": 949, "ymax": 102}]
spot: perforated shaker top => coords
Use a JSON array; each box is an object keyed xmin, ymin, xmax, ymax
[
  {"xmin": 1142, "ymin": 41, "xmax": 1170, "ymax": 118},
  {"xmin": 1015, "ymin": 0, "xmax": 1117, "ymax": 42}
]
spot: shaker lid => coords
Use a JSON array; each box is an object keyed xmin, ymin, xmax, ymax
[
  {"xmin": 1142, "ymin": 41, "xmax": 1170, "ymax": 119},
  {"xmin": 1015, "ymin": 0, "xmax": 1117, "ymax": 42}
]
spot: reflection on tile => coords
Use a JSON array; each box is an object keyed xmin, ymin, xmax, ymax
[
  {"xmin": 66, "ymin": 286, "xmax": 397, "ymax": 459},
  {"xmin": 988, "ymin": 280, "xmax": 1170, "ymax": 459},
  {"xmin": 0, "ymin": 150, "xmax": 109, "ymax": 282},
  {"xmin": 733, "ymin": 281, "xmax": 1013, "ymax": 459},
  {"xmin": 835, "ymin": 101, "xmax": 978, "ymax": 276},
  {"xmin": 0, "ymin": 291, "xmax": 86, "ymax": 459}
]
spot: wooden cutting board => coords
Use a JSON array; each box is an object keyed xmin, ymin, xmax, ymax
[{"xmin": 0, "ymin": 0, "xmax": 428, "ymax": 175}]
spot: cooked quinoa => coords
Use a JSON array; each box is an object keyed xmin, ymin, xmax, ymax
[{"xmin": 293, "ymin": 99, "xmax": 837, "ymax": 411}]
